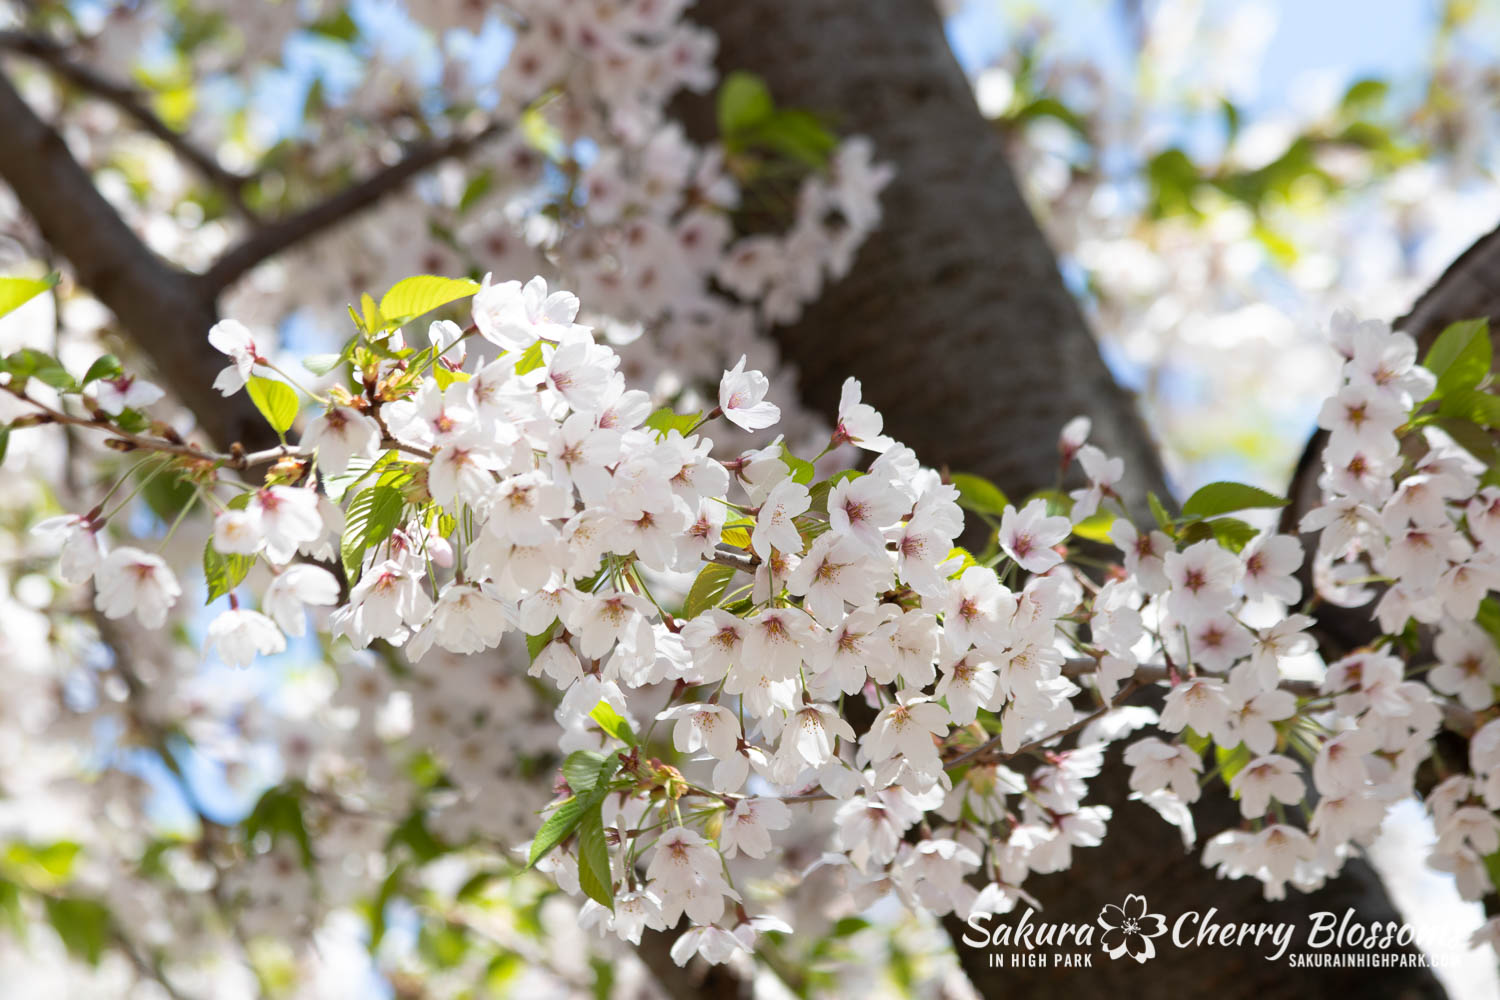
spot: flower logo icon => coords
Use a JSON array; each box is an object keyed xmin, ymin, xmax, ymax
[{"xmin": 1097, "ymin": 894, "xmax": 1168, "ymax": 963}]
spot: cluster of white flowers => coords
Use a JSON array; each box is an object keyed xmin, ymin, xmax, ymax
[{"xmin": 25, "ymin": 276, "xmax": 1500, "ymax": 969}]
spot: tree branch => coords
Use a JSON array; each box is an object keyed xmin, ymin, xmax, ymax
[
  {"xmin": 199, "ymin": 120, "xmax": 508, "ymax": 295},
  {"xmin": 0, "ymin": 30, "xmax": 258, "ymax": 220},
  {"xmin": 0, "ymin": 67, "xmax": 271, "ymax": 449}
]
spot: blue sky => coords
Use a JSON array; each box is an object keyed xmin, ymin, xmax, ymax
[{"xmin": 947, "ymin": 0, "xmax": 1440, "ymax": 110}]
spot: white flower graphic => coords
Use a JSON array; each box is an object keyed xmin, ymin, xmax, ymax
[{"xmin": 1097, "ymin": 893, "xmax": 1168, "ymax": 963}]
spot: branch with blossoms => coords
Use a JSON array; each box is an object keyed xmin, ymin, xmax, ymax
[{"xmin": 9, "ymin": 272, "xmax": 1500, "ymax": 967}]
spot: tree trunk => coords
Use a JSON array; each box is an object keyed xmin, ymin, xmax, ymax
[
  {"xmin": 678, "ymin": 1, "xmax": 1169, "ymax": 521},
  {"xmin": 679, "ymin": 2, "xmax": 1443, "ymax": 996}
]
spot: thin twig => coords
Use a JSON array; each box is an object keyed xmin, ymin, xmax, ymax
[{"xmin": 200, "ymin": 120, "xmax": 508, "ymax": 293}]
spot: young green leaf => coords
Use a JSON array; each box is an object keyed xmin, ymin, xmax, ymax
[
  {"xmin": 301, "ymin": 353, "xmax": 343, "ymax": 376},
  {"xmin": 949, "ymin": 473, "xmax": 1009, "ymax": 517},
  {"xmin": 1208, "ymin": 516, "xmax": 1258, "ymax": 553},
  {"xmin": 575, "ymin": 806, "xmax": 615, "ymax": 911},
  {"xmin": 244, "ymin": 784, "xmax": 314, "ymax": 867},
  {"xmin": 683, "ymin": 561, "xmax": 736, "ymax": 619},
  {"xmin": 1423, "ymin": 318, "xmax": 1491, "ymax": 400},
  {"xmin": 81, "ymin": 355, "xmax": 123, "ymax": 386},
  {"xmin": 43, "ymin": 896, "xmax": 110, "ymax": 965},
  {"xmin": 513, "ymin": 341, "xmax": 546, "ymax": 375},
  {"xmin": 642, "ymin": 406, "xmax": 700, "ymax": 439},
  {"xmin": 526, "ymin": 619, "xmax": 561, "ymax": 662},
  {"xmin": 245, "ymin": 376, "xmax": 299, "ymax": 436},
  {"xmin": 562, "ymin": 750, "xmax": 610, "ymax": 793},
  {"xmin": 780, "ymin": 444, "xmax": 815, "ymax": 485},
  {"xmin": 1147, "ymin": 491, "xmax": 1175, "ymax": 534},
  {"xmin": 526, "ymin": 796, "xmax": 585, "ymax": 869},
  {"xmin": 1179, "ymin": 481, "xmax": 1287, "ymax": 520},
  {"xmin": 379, "ymin": 275, "xmax": 481, "ymax": 324},
  {"xmin": 0, "ymin": 273, "xmax": 59, "ymax": 320},
  {"xmin": 203, "ymin": 543, "xmax": 255, "ymax": 604},
  {"xmin": 720, "ymin": 520, "xmax": 753, "ymax": 549},
  {"xmin": 717, "ymin": 71, "xmax": 775, "ymax": 136},
  {"xmin": 589, "ymin": 700, "xmax": 636, "ymax": 745},
  {"xmin": 1071, "ymin": 510, "xmax": 1116, "ymax": 543},
  {"xmin": 340, "ymin": 485, "xmax": 405, "ymax": 580}
]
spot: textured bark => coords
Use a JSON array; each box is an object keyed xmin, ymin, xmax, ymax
[
  {"xmin": 678, "ymin": 3, "xmax": 1442, "ymax": 997},
  {"xmin": 679, "ymin": 1, "xmax": 1169, "ymax": 522},
  {"xmin": 0, "ymin": 69, "xmax": 270, "ymax": 451},
  {"xmin": 1399, "ymin": 224, "xmax": 1500, "ymax": 345}
]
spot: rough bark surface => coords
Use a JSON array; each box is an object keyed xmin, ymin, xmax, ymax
[
  {"xmin": 680, "ymin": 1, "xmax": 1169, "ymax": 520},
  {"xmin": 679, "ymin": 3, "xmax": 1443, "ymax": 997}
]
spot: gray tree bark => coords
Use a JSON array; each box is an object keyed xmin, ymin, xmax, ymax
[
  {"xmin": 678, "ymin": 2, "xmax": 1170, "ymax": 521},
  {"xmin": 678, "ymin": 2, "xmax": 1442, "ymax": 997},
  {"xmin": 0, "ymin": 71, "xmax": 267, "ymax": 451}
]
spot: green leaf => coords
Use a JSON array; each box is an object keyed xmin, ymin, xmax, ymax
[
  {"xmin": 0, "ymin": 877, "xmax": 22, "ymax": 937},
  {"xmin": 308, "ymin": 9, "xmax": 359, "ymax": 41},
  {"xmin": 1182, "ymin": 727, "xmax": 1210, "ymax": 757},
  {"xmin": 81, "ymin": 355, "xmax": 123, "ymax": 386},
  {"xmin": 780, "ymin": 444, "xmax": 815, "ymax": 485},
  {"xmin": 0, "ymin": 425, "xmax": 9, "ymax": 466},
  {"xmin": 458, "ymin": 169, "xmax": 495, "ymax": 213},
  {"xmin": 3, "ymin": 841, "xmax": 81, "ymax": 889},
  {"xmin": 720, "ymin": 520, "xmax": 753, "ymax": 549},
  {"xmin": 683, "ymin": 562, "xmax": 736, "ymax": 619},
  {"xmin": 1433, "ymin": 417, "xmax": 1499, "ymax": 466},
  {"xmin": 379, "ymin": 275, "xmax": 480, "ymax": 325},
  {"xmin": 643, "ymin": 406, "xmax": 701, "ymax": 439},
  {"xmin": 0, "ymin": 273, "xmax": 58, "ymax": 319},
  {"xmin": 746, "ymin": 109, "xmax": 837, "ymax": 168},
  {"xmin": 1209, "ymin": 517, "xmax": 1258, "ymax": 554},
  {"xmin": 244, "ymin": 785, "xmax": 314, "ymax": 867},
  {"xmin": 1340, "ymin": 78, "xmax": 1389, "ymax": 114},
  {"xmin": 459, "ymin": 170, "xmax": 495, "ymax": 215},
  {"xmin": 717, "ymin": 71, "xmax": 774, "ymax": 136},
  {"xmin": 1148, "ymin": 492, "xmax": 1174, "ymax": 533},
  {"xmin": 368, "ymin": 862, "xmax": 407, "ymax": 951},
  {"xmin": 340, "ymin": 485, "xmax": 405, "ymax": 580},
  {"xmin": 361, "ymin": 293, "xmax": 382, "ymax": 335},
  {"xmin": 589, "ymin": 701, "xmax": 636, "ymax": 745},
  {"xmin": 1439, "ymin": 388, "xmax": 1500, "ymax": 428},
  {"xmin": 944, "ymin": 546, "xmax": 979, "ymax": 574},
  {"xmin": 562, "ymin": 751, "xmax": 610, "ymax": 793},
  {"xmin": 418, "ymin": 920, "xmax": 469, "ymax": 969},
  {"xmin": 1423, "ymin": 319, "xmax": 1491, "ymax": 400},
  {"xmin": 301, "ymin": 353, "xmax": 342, "ymax": 376},
  {"xmin": 44, "ymin": 896, "xmax": 110, "ymax": 965},
  {"xmin": 1179, "ymin": 481, "xmax": 1287, "ymax": 520},
  {"xmin": 246, "ymin": 376, "xmax": 299, "ymax": 436},
  {"xmin": 1072, "ymin": 510, "xmax": 1116, "ymax": 543},
  {"xmin": 950, "ymin": 473, "xmax": 1009, "ymax": 517},
  {"xmin": 5, "ymin": 348, "xmax": 73, "ymax": 391},
  {"xmin": 1475, "ymin": 597, "xmax": 1500, "ymax": 650},
  {"xmin": 203, "ymin": 543, "xmax": 255, "ymax": 603},
  {"xmin": 513, "ymin": 341, "xmax": 546, "ymax": 375},
  {"xmin": 575, "ymin": 806, "xmax": 614, "ymax": 911},
  {"xmin": 527, "ymin": 796, "xmax": 585, "ymax": 869},
  {"xmin": 387, "ymin": 810, "xmax": 445, "ymax": 863},
  {"xmin": 527, "ymin": 619, "xmax": 560, "ymax": 663},
  {"xmin": 1215, "ymin": 741, "xmax": 1254, "ymax": 788}
]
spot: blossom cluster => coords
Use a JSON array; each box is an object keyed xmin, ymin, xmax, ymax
[{"xmin": 15, "ymin": 273, "xmax": 1500, "ymax": 969}]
